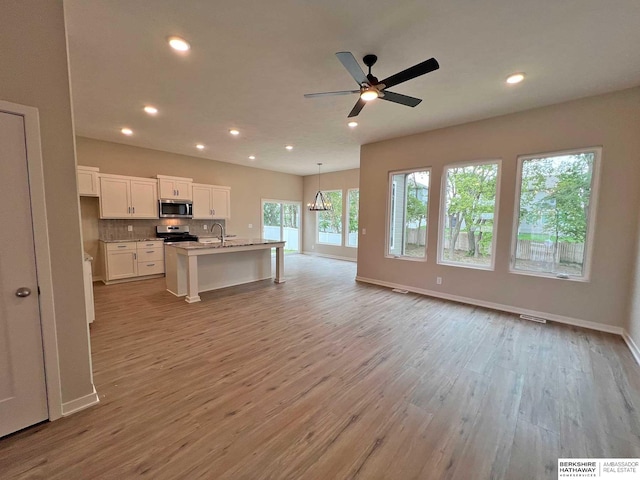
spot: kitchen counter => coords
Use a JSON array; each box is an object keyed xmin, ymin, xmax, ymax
[
  {"xmin": 165, "ymin": 238, "xmax": 281, "ymax": 249},
  {"xmin": 164, "ymin": 238, "xmax": 286, "ymax": 303},
  {"xmin": 100, "ymin": 237, "xmax": 161, "ymax": 243}
]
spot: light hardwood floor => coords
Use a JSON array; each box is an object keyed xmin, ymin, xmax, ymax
[{"xmin": 1, "ymin": 255, "xmax": 640, "ymax": 479}]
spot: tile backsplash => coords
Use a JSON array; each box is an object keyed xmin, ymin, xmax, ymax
[{"xmin": 99, "ymin": 218, "xmax": 226, "ymax": 241}]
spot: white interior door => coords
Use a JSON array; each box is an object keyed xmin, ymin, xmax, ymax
[{"xmin": 0, "ymin": 110, "xmax": 48, "ymax": 437}]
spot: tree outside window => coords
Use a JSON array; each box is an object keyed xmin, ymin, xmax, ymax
[
  {"xmin": 317, "ymin": 190, "xmax": 343, "ymax": 245},
  {"xmin": 513, "ymin": 150, "xmax": 598, "ymax": 278},
  {"xmin": 439, "ymin": 161, "xmax": 500, "ymax": 269}
]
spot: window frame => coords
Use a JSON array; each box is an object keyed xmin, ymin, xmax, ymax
[
  {"xmin": 385, "ymin": 167, "xmax": 431, "ymax": 262},
  {"xmin": 345, "ymin": 188, "xmax": 359, "ymax": 248},
  {"xmin": 437, "ymin": 159, "xmax": 502, "ymax": 271},
  {"xmin": 316, "ymin": 189, "xmax": 344, "ymax": 246},
  {"xmin": 509, "ymin": 146, "xmax": 602, "ymax": 282}
]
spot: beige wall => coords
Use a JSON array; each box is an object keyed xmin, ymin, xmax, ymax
[
  {"xmin": 358, "ymin": 87, "xmax": 640, "ymax": 329},
  {"xmin": 303, "ymin": 169, "xmax": 360, "ymax": 260},
  {"xmin": 76, "ymin": 137, "xmax": 303, "ymax": 261},
  {"xmin": 627, "ymin": 209, "xmax": 640, "ymax": 356},
  {"xmin": 1, "ymin": 1, "xmax": 94, "ymax": 402}
]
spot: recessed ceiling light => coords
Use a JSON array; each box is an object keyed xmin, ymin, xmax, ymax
[
  {"xmin": 229, "ymin": 129, "xmax": 240, "ymax": 136},
  {"xmin": 121, "ymin": 128, "xmax": 133, "ymax": 136},
  {"xmin": 168, "ymin": 36, "xmax": 190, "ymax": 52},
  {"xmin": 506, "ymin": 73, "xmax": 525, "ymax": 84},
  {"xmin": 248, "ymin": 155, "xmax": 256, "ymax": 160},
  {"xmin": 348, "ymin": 121, "xmax": 358, "ymax": 128},
  {"xmin": 144, "ymin": 105, "xmax": 158, "ymax": 115},
  {"xmin": 285, "ymin": 145, "xmax": 293, "ymax": 151},
  {"xmin": 196, "ymin": 144, "xmax": 205, "ymax": 150}
]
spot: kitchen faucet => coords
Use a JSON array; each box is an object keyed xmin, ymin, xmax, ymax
[{"xmin": 211, "ymin": 222, "xmax": 225, "ymax": 244}]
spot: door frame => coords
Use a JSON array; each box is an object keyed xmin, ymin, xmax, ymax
[
  {"xmin": 260, "ymin": 199, "xmax": 302, "ymax": 253},
  {"xmin": 1, "ymin": 99, "xmax": 63, "ymax": 420}
]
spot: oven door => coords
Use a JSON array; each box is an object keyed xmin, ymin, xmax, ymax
[{"xmin": 159, "ymin": 200, "xmax": 193, "ymax": 218}]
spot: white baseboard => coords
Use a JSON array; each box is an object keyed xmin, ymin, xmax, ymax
[
  {"xmin": 302, "ymin": 251, "xmax": 357, "ymax": 262},
  {"xmin": 623, "ymin": 330, "xmax": 640, "ymax": 366},
  {"xmin": 355, "ymin": 275, "xmax": 624, "ymax": 336},
  {"xmin": 61, "ymin": 385, "xmax": 100, "ymax": 416}
]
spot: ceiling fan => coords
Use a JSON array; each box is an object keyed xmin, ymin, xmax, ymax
[{"xmin": 304, "ymin": 52, "xmax": 439, "ymax": 118}]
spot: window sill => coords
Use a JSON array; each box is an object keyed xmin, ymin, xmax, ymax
[
  {"xmin": 509, "ymin": 268, "xmax": 589, "ymax": 282},
  {"xmin": 437, "ymin": 260, "xmax": 495, "ymax": 271},
  {"xmin": 385, "ymin": 254, "xmax": 427, "ymax": 262}
]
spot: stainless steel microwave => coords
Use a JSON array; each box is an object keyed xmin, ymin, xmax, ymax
[{"xmin": 159, "ymin": 199, "xmax": 193, "ymax": 218}]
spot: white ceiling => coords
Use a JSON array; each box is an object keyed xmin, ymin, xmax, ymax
[{"xmin": 64, "ymin": 0, "xmax": 640, "ymax": 176}]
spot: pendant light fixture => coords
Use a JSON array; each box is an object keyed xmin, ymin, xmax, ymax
[{"xmin": 307, "ymin": 163, "xmax": 332, "ymax": 211}]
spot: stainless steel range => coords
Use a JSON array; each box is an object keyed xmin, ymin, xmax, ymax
[{"xmin": 156, "ymin": 225, "xmax": 198, "ymax": 242}]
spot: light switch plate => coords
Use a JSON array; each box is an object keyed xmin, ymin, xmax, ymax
[{"xmin": 127, "ymin": 225, "xmax": 133, "ymax": 232}]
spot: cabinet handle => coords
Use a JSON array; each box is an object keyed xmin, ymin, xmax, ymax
[
  {"xmin": 212, "ymin": 209, "xmax": 215, "ymax": 215},
  {"xmin": 146, "ymin": 243, "xmax": 154, "ymax": 246},
  {"xmin": 128, "ymin": 206, "xmax": 131, "ymax": 213},
  {"xmin": 147, "ymin": 263, "xmax": 155, "ymax": 266},
  {"xmin": 177, "ymin": 189, "xmax": 180, "ymax": 196},
  {"xmin": 132, "ymin": 206, "xmax": 135, "ymax": 214},
  {"xmin": 117, "ymin": 245, "xmax": 127, "ymax": 248},
  {"xmin": 146, "ymin": 250, "xmax": 154, "ymax": 253},
  {"xmin": 134, "ymin": 253, "xmax": 137, "ymax": 260}
]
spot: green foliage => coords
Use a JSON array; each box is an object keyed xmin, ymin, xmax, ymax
[
  {"xmin": 318, "ymin": 191, "xmax": 343, "ymax": 233},
  {"xmin": 519, "ymin": 153, "xmax": 593, "ymax": 243},
  {"xmin": 445, "ymin": 164, "xmax": 498, "ymax": 257},
  {"xmin": 263, "ymin": 202, "xmax": 281, "ymax": 227},
  {"xmin": 348, "ymin": 190, "xmax": 359, "ymax": 233}
]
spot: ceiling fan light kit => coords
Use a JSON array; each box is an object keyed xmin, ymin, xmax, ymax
[{"xmin": 304, "ymin": 51, "xmax": 439, "ymax": 117}]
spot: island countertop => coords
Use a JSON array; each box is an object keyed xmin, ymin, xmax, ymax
[{"xmin": 165, "ymin": 238, "xmax": 283, "ymax": 250}]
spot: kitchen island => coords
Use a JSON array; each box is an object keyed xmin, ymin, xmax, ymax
[{"xmin": 164, "ymin": 239, "xmax": 286, "ymax": 303}]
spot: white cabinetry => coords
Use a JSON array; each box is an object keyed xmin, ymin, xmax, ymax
[
  {"xmin": 102, "ymin": 240, "xmax": 165, "ymax": 284},
  {"xmin": 103, "ymin": 242, "xmax": 137, "ymax": 281},
  {"xmin": 157, "ymin": 175, "xmax": 192, "ymax": 200},
  {"xmin": 77, "ymin": 166, "xmax": 100, "ymax": 197},
  {"xmin": 136, "ymin": 241, "xmax": 165, "ymax": 276},
  {"xmin": 192, "ymin": 183, "xmax": 231, "ymax": 219},
  {"xmin": 99, "ymin": 174, "xmax": 158, "ymax": 219}
]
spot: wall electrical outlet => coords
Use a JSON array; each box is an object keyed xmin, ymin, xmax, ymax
[
  {"xmin": 127, "ymin": 225, "xmax": 133, "ymax": 232},
  {"xmin": 362, "ymin": 228, "xmax": 366, "ymax": 235},
  {"xmin": 436, "ymin": 277, "xmax": 442, "ymax": 285},
  {"xmin": 203, "ymin": 225, "xmax": 208, "ymax": 230},
  {"xmin": 248, "ymin": 224, "xmax": 253, "ymax": 229}
]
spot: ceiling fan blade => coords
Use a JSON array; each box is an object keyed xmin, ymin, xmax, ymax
[
  {"xmin": 336, "ymin": 52, "xmax": 367, "ymax": 85},
  {"xmin": 304, "ymin": 90, "xmax": 359, "ymax": 98},
  {"xmin": 348, "ymin": 98, "xmax": 366, "ymax": 118},
  {"xmin": 379, "ymin": 57, "xmax": 439, "ymax": 90},
  {"xmin": 380, "ymin": 91, "xmax": 422, "ymax": 107}
]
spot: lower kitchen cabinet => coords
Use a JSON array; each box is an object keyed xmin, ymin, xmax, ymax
[{"xmin": 101, "ymin": 240, "xmax": 165, "ymax": 284}]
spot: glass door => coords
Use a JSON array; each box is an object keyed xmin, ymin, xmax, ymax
[{"xmin": 262, "ymin": 200, "xmax": 301, "ymax": 253}]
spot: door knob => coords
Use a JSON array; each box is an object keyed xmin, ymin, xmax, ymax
[{"xmin": 15, "ymin": 287, "xmax": 31, "ymax": 297}]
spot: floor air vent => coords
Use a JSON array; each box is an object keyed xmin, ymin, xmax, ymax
[{"xmin": 520, "ymin": 314, "xmax": 547, "ymax": 324}]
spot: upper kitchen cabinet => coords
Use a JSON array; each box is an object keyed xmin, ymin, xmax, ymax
[
  {"xmin": 157, "ymin": 175, "xmax": 192, "ymax": 201},
  {"xmin": 192, "ymin": 183, "xmax": 231, "ymax": 219},
  {"xmin": 100, "ymin": 174, "xmax": 158, "ymax": 219},
  {"xmin": 77, "ymin": 165, "xmax": 100, "ymax": 196}
]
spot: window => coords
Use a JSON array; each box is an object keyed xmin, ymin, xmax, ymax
[
  {"xmin": 387, "ymin": 169, "xmax": 430, "ymax": 259},
  {"xmin": 262, "ymin": 200, "xmax": 301, "ymax": 253},
  {"xmin": 346, "ymin": 189, "xmax": 359, "ymax": 247},
  {"xmin": 317, "ymin": 190, "xmax": 343, "ymax": 246},
  {"xmin": 439, "ymin": 160, "xmax": 500, "ymax": 269},
  {"xmin": 511, "ymin": 148, "xmax": 600, "ymax": 280}
]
